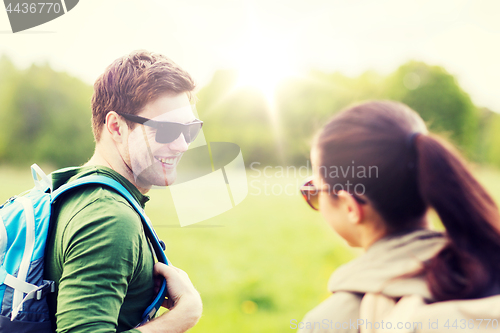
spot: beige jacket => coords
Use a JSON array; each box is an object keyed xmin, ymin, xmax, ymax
[{"xmin": 297, "ymin": 229, "xmax": 446, "ymax": 333}]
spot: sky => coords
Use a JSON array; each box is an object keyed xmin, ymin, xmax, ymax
[{"xmin": 1, "ymin": 0, "xmax": 499, "ymax": 111}]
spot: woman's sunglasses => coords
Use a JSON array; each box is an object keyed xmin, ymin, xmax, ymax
[
  {"xmin": 300, "ymin": 178, "xmax": 367, "ymax": 211},
  {"xmin": 115, "ymin": 112, "xmax": 203, "ymax": 144}
]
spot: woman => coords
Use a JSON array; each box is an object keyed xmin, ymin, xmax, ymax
[{"xmin": 298, "ymin": 100, "xmax": 500, "ymax": 332}]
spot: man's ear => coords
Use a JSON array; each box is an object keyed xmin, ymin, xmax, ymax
[
  {"xmin": 105, "ymin": 111, "xmax": 126, "ymax": 144},
  {"xmin": 337, "ymin": 190, "xmax": 364, "ymax": 225}
]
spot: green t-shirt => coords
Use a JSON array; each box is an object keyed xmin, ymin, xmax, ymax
[{"xmin": 45, "ymin": 166, "xmax": 155, "ymax": 333}]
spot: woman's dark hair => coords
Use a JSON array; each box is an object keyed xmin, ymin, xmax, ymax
[{"xmin": 316, "ymin": 100, "xmax": 500, "ymax": 301}]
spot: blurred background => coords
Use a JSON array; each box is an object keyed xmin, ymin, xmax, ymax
[{"xmin": 1, "ymin": 0, "xmax": 500, "ymax": 332}]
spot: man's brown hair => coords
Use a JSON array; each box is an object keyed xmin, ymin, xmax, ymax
[{"xmin": 91, "ymin": 50, "xmax": 196, "ymax": 141}]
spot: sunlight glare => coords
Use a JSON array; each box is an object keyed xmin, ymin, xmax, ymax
[
  {"xmin": 223, "ymin": 18, "xmax": 298, "ymax": 164},
  {"xmin": 232, "ymin": 30, "xmax": 296, "ymax": 104}
]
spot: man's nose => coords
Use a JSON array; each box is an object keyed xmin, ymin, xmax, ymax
[{"xmin": 168, "ymin": 133, "xmax": 189, "ymax": 152}]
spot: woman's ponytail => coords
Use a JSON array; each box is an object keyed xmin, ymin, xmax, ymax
[{"xmin": 415, "ymin": 134, "xmax": 500, "ymax": 301}]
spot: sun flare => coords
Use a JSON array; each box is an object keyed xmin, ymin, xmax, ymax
[
  {"xmin": 221, "ymin": 19, "xmax": 298, "ymax": 164},
  {"xmin": 230, "ymin": 29, "xmax": 296, "ymax": 104}
]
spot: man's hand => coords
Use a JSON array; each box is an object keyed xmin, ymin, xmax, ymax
[
  {"xmin": 154, "ymin": 263, "xmax": 202, "ymax": 311},
  {"xmin": 138, "ymin": 263, "xmax": 202, "ymax": 333}
]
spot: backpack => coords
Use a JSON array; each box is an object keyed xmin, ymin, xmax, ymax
[
  {"xmin": 359, "ymin": 291, "xmax": 500, "ymax": 333},
  {"xmin": 0, "ymin": 164, "xmax": 169, "ymax": 332}
]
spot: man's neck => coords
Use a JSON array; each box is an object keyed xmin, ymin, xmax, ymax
[{"xmin": 85, "ymin": 147, "xmax": 151, "ymax": 195}]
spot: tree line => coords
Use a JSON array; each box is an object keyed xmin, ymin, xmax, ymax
[{"xmin": 1, "ymin": 55, "xmax": 499, "ymax": 169}]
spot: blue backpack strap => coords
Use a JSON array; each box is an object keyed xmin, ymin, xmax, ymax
[{"xmin": 50, "ymin": 175, "xmax": 169, "ymax": 324}]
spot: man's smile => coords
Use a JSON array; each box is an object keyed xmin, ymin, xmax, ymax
[{"xmin": 154, "ymin": 155, "xmax": 181, "ymax": 168}]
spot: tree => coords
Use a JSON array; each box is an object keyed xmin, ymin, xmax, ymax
[
  {"xmin": 0, "ymin": 57, "xmax": 94, "ymax": 167},
  {"xmin": 383, "ymin": 61, "xmax": 479, "ymax": 158}
]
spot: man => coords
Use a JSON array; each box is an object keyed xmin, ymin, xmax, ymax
[{"xmin": 45, "ymin": 50, "xmax": 203, "ymax": 333}]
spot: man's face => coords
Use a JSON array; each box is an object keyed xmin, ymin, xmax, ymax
[{"xmin": 125, "ymin": 93, "xmax": 196, "ymax": 188}]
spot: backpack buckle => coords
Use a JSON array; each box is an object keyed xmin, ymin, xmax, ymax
[{"xmin": 0, "ymin": 196, "xmax": 17, "ymax": 209}]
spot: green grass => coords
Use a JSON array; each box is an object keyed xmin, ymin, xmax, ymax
[{"xmin": 2, "ymin": 164, "xmax": 500, "ymax": 332}]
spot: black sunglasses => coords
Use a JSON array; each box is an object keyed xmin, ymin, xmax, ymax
[{"xmin": 113, "ymin": 112, "xmax": 203, "ymax": 144}]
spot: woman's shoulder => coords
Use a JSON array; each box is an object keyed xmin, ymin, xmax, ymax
[
  {"xmin": 298, "ymin": 292, "xmax": 363, "ymax": 333},
  {"xmin": 327, "ymin": 229, "xmax": 445, "ymax": 300}
]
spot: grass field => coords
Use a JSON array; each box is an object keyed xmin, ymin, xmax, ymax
[{"xmin": 1, "ymin": 164, "xmax": 500, "ymax": 332}]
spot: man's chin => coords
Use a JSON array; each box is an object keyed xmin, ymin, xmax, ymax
[{"xmin": 134, "ymin": 167, "xmax": 177, "ymax": 188}]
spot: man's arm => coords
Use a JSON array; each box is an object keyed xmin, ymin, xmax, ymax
[
  {"xmin": 137, "ymin": 263, "xmax": 202, "ymax": 333},
  {"xmin": 54, "ymin": 195, "xmax": 201, "ymax": 333},
  {"xmin": 54, "ymin": 197, "xmax": 155, "ymax": 333}
]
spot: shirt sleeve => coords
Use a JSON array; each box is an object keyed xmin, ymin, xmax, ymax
[
  {"xmin": 54, "ymin": 196, "xmax": 146, "ymax": 333},
  {"xmin": 297, "ymin": 292, "xmax": 363, "ymax": 333}
]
